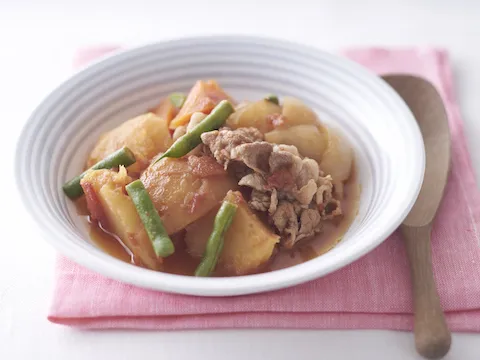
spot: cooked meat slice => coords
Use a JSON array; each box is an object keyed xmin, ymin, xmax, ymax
[
  {"xmin": 266, "ymin": 168, "xmax": 297, "ymax": 191},
  {"xmin": 315, "ymin": 174, "xmax": 343, "ymax": 219},
  {"xmin": 272, "ymin": 201, "xmax": 299, "ymax": 249},
  {"xmin": 265, "ymin": 146, "xmax": 306, "ymax": 193},
  {"xmin": 277, "ymin": 190, "xmax": 294, "ymax": 201},
  {"xmin": 297, "ymin": 158, "xmax": 320, "ymax": 188},
  {"xmin": 249, "ymin": 189, "xmax": 271, "ymax": 212},
  {"xmin": 316, "ymin": 175, "xmax": 334, "ymax": 205},
  {"xmin": 294, "ymin": 179, "xmax": 318, "ymax": 205},
  {"xmin": 272, "ymin": 201, "xmax": 294, "ymax": 232},
  {"xmin": 201, "ymin": 127, "xmax": 263, "ymax": 168},
  {"xmin": 269, "ymin": 188, "xmax": 278, "ymax": 214},
  {"xmin": 238, "ymin": 173, "xmax": 266, "ymax": 191},
  {"xmin": 322, "ymin": 199, "xmax": 343, "ymax": 219},
  {"xmin": 270, "ymin": 203, "xmax": 323, "ymax": 247},
  {"xmin": 268, "ymin": 146, "xmax": 303, "ymax": 175},
  {"xmin": 296, "ymin": 209, "xmax": 322, "ymax": 242},
  {"xmin": 200, "ymin": 131, "xmax": 229, "ymax": 167},
  {"xmin": 249, "ymin": 187, "xmax": 279, "ymax": 214},
  {"xmin": 293, "ymin": 201, "xmax": 307, "ymax": 216},
  {"xmin": 227, "ymin": 160, "xmax": 252, "ymax": 180},
  {"xmin": 231, "ymin": 142, "xmax": 273, "ymax": 174},
  {"xmin": 201, "ymin": 127, "xmax": 343, "ymax": 249}
]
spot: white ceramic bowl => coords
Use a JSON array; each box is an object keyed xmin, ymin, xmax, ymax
[{"xmin": 15, "ymin": 36, "xmax": 424, "ymax": 296}]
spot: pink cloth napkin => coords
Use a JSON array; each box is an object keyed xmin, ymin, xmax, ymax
[{"xmin": 48, "ymin": 46, "xmax": 480, "ymax": 331}]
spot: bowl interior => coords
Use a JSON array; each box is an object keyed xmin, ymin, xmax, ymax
[{"xmin": 15, "ymin": 36, "xmax": 424, "ymax": 296}]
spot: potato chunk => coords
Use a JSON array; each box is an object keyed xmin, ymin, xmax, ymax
[
  {"xmin": 226, "ymin": 99, "xmax": 281, "ymax": 133},
  {"xmin": 282, "ymin": 96, "xmax": 319, "ymax": 126},
  {"xmin": 265, "ymin": 124, "xmax": 327, "ymax": 163},
  {"xmin": 140, "ymin": 156, "xmax": 237, "ymax": 235},
  {"xmin": 80, "ymin": 168, "xmax": 163, "ymax": 270},
  {"xmin": 319, "ymin": 129, "xmax": 353, "ymax": 196},
  {"xmin": 169, "ymin": 80, "xmax": 232, "ymax": 129},
  {"xmin": 185, "ymin": 191, "xmax": 280, "ymax": 276},
  {"xmin": 88, "ymin": 113, "xmax": 173, "ymax": 174}
]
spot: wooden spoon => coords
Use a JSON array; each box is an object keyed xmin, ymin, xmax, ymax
[{"xmin": 382, "ymin": 75, "xmax": 452, "ymax": 359}]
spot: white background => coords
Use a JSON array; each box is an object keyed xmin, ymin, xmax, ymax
[{"xmin": 1, "ymin": 0, "xmax": 480, "ymax": 359}]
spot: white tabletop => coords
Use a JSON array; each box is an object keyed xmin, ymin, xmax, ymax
[{"xmin": 1, "ymin": 0, "xmax": 480, "ymax": 359}]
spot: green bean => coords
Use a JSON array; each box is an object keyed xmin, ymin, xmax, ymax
[
  {"xmin": 125, "ymin": 179, "xmax": 175, "ymax": 258},
  {"xmin": 264, "ymin": 94, "xmax": 279, "ymax": 105},
  {"xmin": 169, "ymin": 92, "xmax": 186, "ymax": 108},
  {"xmin": 63, "ymin": 146, "xmax": 136, "ymax": 199},
  {"xmin": 154, "ymin": 100, "xmax": 234, "ymax": 163},
  {"xmin": 195, "ymin": 200, "xmax": 237, "ymax": 277}
]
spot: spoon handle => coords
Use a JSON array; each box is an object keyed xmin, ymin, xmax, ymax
[{"xmin": 401, "ymin": 224, "xmax": 451, "ymax": 359}]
